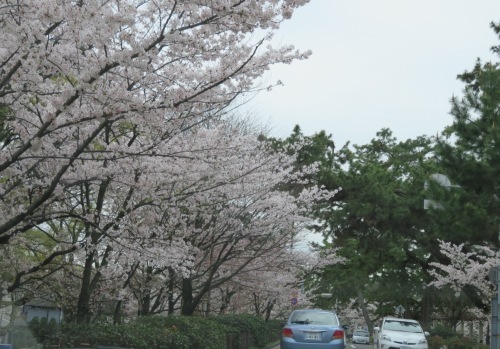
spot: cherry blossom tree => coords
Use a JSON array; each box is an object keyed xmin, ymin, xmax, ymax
[
  {"xmin": 206, "ymin": 243, "xmax": 343, "ymax": 320},
  {"xmin": 430, "ymin": 240, "xmax": 498, "ymax": 300},
  {"xmin": 338, "ymin": 299, "xmax": 377, "ymax": 332},
  {"xmin": 1, "ymin": 0, "xmax": 325, "ymax": 322},
  {"xmin": 427, "ymin": 240, "xmax": 499, "ymax": 328},
  {"xmin": 0, "ymin": 0, "xmax": 312, "ymax": 244},
  {"xmin": 0, "ymin": 120, "xmax": 338, "ymax": 322},
  {"xmin": 425, "ymin": 23, "xmax": 500, "ymax": 324}
]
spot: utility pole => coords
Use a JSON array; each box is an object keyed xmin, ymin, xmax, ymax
[{"xmin": 489, "ymin": 266, "xmax": 500, "ymax": 349}]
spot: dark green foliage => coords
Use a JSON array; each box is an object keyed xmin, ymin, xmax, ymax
[
  {"xmin": 210, "ymin": 313, "xmax": 277, "ymax": 348},
  {"xmin": 28, "ymin": 314, "xmax": 277, "ymax": 349},
  {"xmin": 72, "ymin": 317, "xmax": 216, "ymax": 349},
  {"xmin": 429, "ymin": 323, "xmax": 488, "ymax": 349},
  {"xmin": 433, "ymin": 23, "xmax": 500, "ymax": 247},
  {"xmin": 427, "ymin": 335, "xmax": 445, "ymax": 349},
  {"xmin": 263, "ymin": 125, "xmax": 343, "ymax": 201},
  {"xmin": 28, "ymin": 317, "xmax": 61, "ymax": 347},
  {"xmin": 143, "ymin": 316, "xmax": 227, "ymax": 349},
  {"xmin": 428, "ymin": 335, "xmax": 487, "ymax": 349},
  {"xmin": 446, "ymin": 336, "xmax": 487, "ymax": 349},
  {"xmin": 429, "ymin": 324, "xmax": 458, "ymax": 339},
  {"xmin": 306, "ymin": 128, "xmax": 439, "ymax": 323}
]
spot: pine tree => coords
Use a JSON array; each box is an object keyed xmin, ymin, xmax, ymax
[{"xmin": 433, "ymin": 22, "xmax": 500, "ymax": 247}]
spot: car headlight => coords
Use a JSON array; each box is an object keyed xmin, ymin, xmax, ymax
[
  {"xmin": 418, "ymin": 338, "xmax": 427, "ymax": 344},
  {"xmin": 381, "ymin": 334, "xmax": 392, "ymax": 341}
]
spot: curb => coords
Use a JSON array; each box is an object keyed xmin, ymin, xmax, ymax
[{"xmin": 263, "ymin": 342, "xmax": 280, "ymax": 349}]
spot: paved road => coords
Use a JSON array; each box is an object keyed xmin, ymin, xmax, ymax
[
  {"xmin": 270, "ymin": 342, "xmax": 374, "ymax": 349},
  {"xmin": 349, "ymin": 343, "xmax": 374, "ymax": 349}
]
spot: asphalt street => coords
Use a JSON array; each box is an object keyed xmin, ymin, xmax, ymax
[{"xmin": 270, "ymin": 343, "xmax": 373, "ymax": 349}]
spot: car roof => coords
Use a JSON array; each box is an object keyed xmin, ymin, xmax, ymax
[
  {"xmin": 292, "ymin": 309, "xmax": 336, "ymax": 314},
  {"xmin": 384, "ymin": 317, "xmax": 419, "ymax": 323}
]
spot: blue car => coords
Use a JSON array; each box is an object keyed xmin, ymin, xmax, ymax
[{"xmin": 281, "ymin": 309, "xmax": 346, "ymax": 349}]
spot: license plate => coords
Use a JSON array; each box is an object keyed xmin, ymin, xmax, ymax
[
  {"xmin": 401, "ymin": 346, "xmax": 411, "ymax": 349},
  {"xmin": 305, "ymin": 332, "xmax": 321, "ymax": 340}
]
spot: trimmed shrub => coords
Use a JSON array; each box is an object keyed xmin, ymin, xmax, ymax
[
  {"xmin": 211, "ymin": 314, "xmax": 269, "ymax": 348},
  {"xmin": 446, "ymin": 336, "xmax": 479, "ymax": 349},
  {"xmin": 138, "ymin": 315, "xmax": 228, "ymax": 349},
  {"xmin": 427, "ymin": 328, "xmax": 488, "ymax": 349},
  {"xmin": 427, "ymin": 335, "xmax": 444, "ymax": 349},
  {"xmin": 30, "ymin": 317, "xmax": 210, "ymax": 349},
  {"xmin": 28, "ymin": 314, "xmax": 278, "ymax": 349},
  {"xmin": 265, "ymin": 320, "xmax": 283, "ymax": 343},
  {"xmin": 430, "ymin": 324, "xmax": 458, "ymax": 339}
]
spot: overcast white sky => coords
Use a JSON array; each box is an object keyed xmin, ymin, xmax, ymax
[{"xmin": 247, "ymin": 0, "xmax": 500, "ymax": 148}]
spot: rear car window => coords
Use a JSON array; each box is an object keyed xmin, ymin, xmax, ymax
[
  {"xmin": 290, "ymin": 311, "xmax": 338, "ymax": 325},
  {"xmin": 354, "ymin": 331, "xmax": 369, "ymax": 336}
]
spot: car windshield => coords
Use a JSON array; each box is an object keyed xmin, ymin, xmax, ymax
[
  {"xmin": 290, "ymin": 311, "xmax": 338, "ymax": 325},
  {"xmin": 383, "ymin": 320, "xmax": 423, "ymax": 333}
]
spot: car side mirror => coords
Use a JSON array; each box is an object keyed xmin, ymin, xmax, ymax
[
  {"xmin": 374, "ymin": 327, "xmax": 380, "ymax": 331},
  {"xmin": 424, "ymin": 331, "xmax": 430, "ymax": 336}
]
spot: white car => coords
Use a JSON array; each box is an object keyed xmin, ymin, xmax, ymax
[
  {"xmin": 352, "ymin": 330, "xmax": 370, "ymax": 344},
  {"xmin": 374, "ymin": 317, "xmax": 429, "ymax": 349}
]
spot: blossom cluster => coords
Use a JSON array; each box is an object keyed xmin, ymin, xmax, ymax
[{"xmin": 0, "ymin": 0, "xmax": 348, "ymax": 319}]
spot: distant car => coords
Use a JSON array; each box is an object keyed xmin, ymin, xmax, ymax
[
  {"xmin": 374, "ymin": 317, "xmax": 429, "ymax": 349},
  {"xmin": 352, "ymin": 330, "xmax": 370, "ymax": 344},
  {"xmin": 281, "ymin": 309, "xmax": 346, "ymax": 349}
]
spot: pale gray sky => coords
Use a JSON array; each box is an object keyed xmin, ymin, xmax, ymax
[{"xmin": 248, "ymin": 0, "xmax": 500, "ymax": 148}]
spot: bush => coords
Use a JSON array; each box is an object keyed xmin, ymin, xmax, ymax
[
  {"xmin": 430, "ymin": 324, "xmax": 458, "ymax": 339},
  {"xmin": 28, "ymin": 314, "xmax": 279, "ymax": 349},
  {"xmin": 31, "ymin": 317, "xmax": 214, "ymax": 349},
  {"xmin": 446, "ymin": 337, "xmax": 479, "ymax": 349},
  {"xmin": 427, "ymin": 335, "xmax": 444, "ymax": 349},
  {"xmin": 142, "ymin": 315, "xmax": 228, "ymax": 349},
  {"xmin": 116, "ymin": 320, "xmax": 191, "ymax": 349},
  {"xmin": 265, "ymin": 320, "xmax": 283, "ymax": 343},
  {"xmin": 211, "ymin": 314, "xmax": 269, "ymax": 347},
  {"xmin": 429, "ymin": 335, "xmax": 487, "ymax": 349}
]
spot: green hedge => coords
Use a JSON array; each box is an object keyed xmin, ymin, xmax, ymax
[
  {"xmin": 429, "ymin": 324, "xmax": 459, "ymax": 339},
  {"xmin": 27, "ymin": 314, "xmax": 279, "ymax": 349},
  {"xmin": 428, "ymin": 335, "xmax": 488, "ymax": 349},
  {"xmin": 427, "ymin": 324, "xmax": 488, "ymax": 349},
  {"xmin": 57, "ymin": 320, "xmax": 191, "ymax": 349},
  {"xmin": 210, "ymin": 313, "xmax": 269, "ymax": 347}
]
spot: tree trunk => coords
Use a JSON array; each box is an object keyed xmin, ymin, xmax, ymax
[
  {"xmin": 219, "ymin": 288, "xmax": 236, "ymax": 315},
  {"xmin": 181, "ymin": 277, "xmax": 196, "ymax": 315},
  {"xmin": 140, "ymin": 290, "xmax": 151, "ymax": 316},
  {"xmin": 357, "ymin": 289, "xmax": 374, "ymax": 334},
  {"xmin": 421, "ymin": 286, "xmax": 434, "ymax": 331},
  {"xmin": 113, "ymin": 300, "xmax": 122, "ymax": 324},
  {"xmin": 265, "ymin": 300, "xmax": 275, "ymax": 322},
  {"xmin": 136, "ymin": 265, "xmax": 153, "ymax": 316},
  {"xmin": 76, "ymin": 252, "xmax": 95, "ymax": 324},
  {"xmin": 168, "ymin": 268, "xmax": 176, "ymax": 315},
  {"xmin": 252, "ymin": 293, "xmax": 262, "ymax": 317}
]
